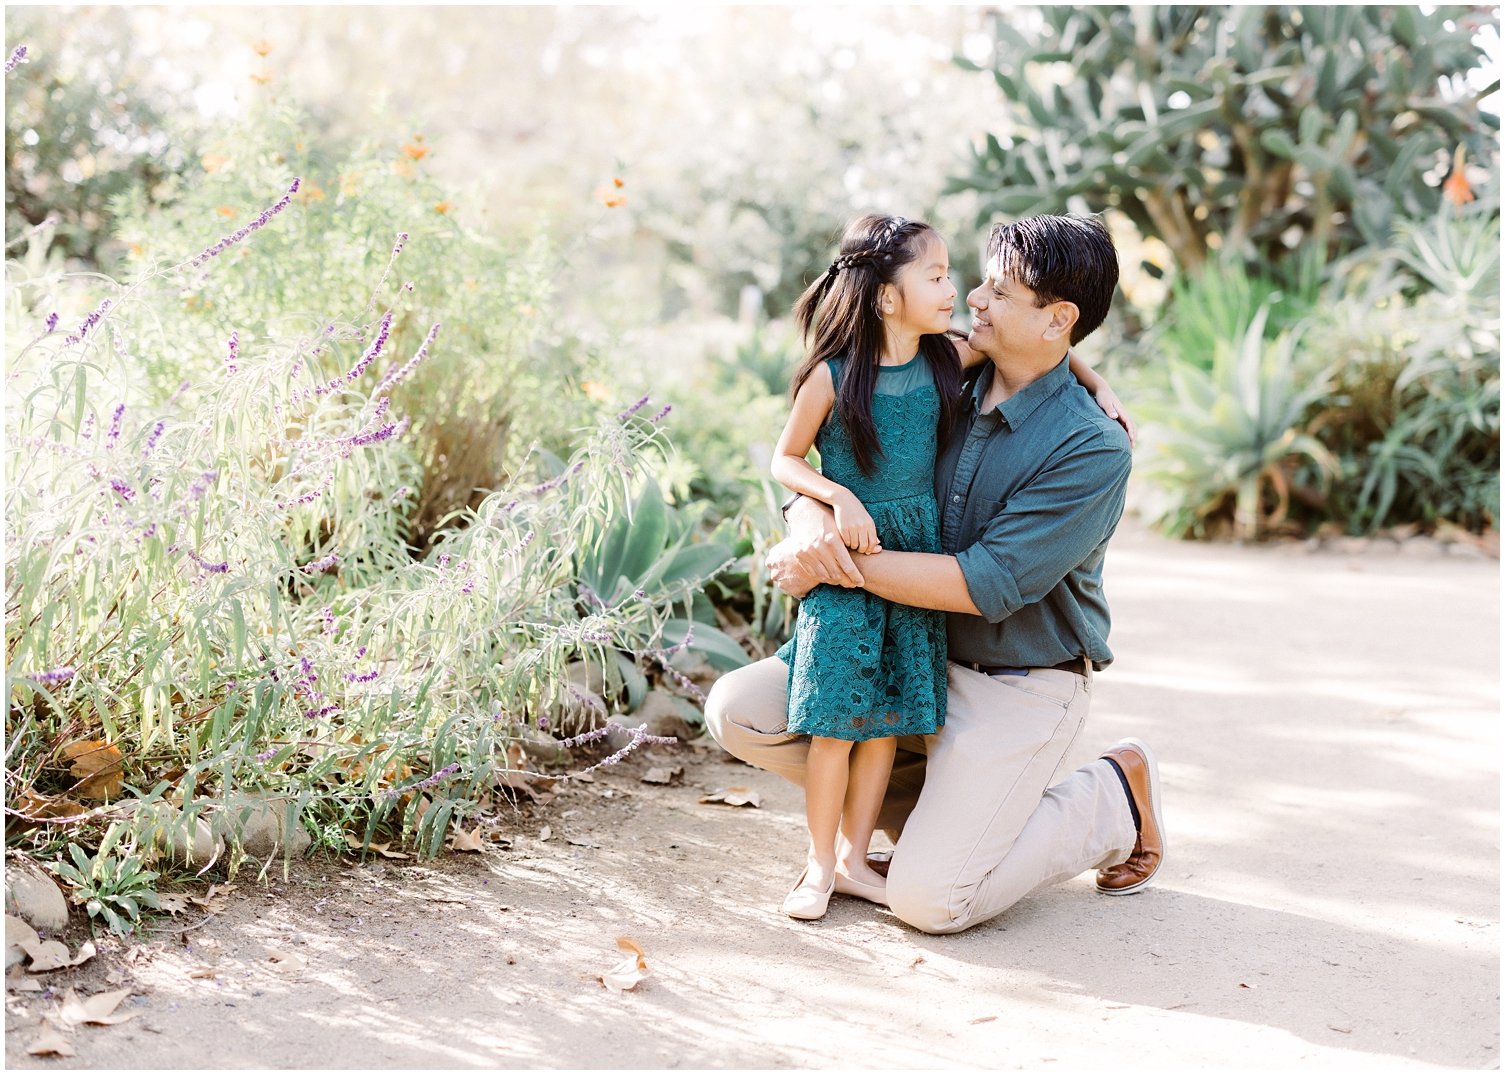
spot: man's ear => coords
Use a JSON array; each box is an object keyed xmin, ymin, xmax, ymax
[{"xmin": 1042, "ymin": 301, "xmax": 1079, "ymax": 342}]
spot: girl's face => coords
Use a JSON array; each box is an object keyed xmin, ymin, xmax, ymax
[{"xmin": 882, "ymin": 234, "xmax": 956, "ymax": 339}]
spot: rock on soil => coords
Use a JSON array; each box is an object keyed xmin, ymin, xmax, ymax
[{"xmin": 3, "ymin": 861, "xmax": 69, "ymax": 932}]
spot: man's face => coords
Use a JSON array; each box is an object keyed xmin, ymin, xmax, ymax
[{"xmin": 965, "ymin": 266, "xmax": 1055, "ymax": 360}]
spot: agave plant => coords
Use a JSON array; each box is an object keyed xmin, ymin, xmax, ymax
[
  {"xmin": 1138, "ymin": 303, "xmax": 1339, "ymax": 540},
  {"xmin": 572, "ymin": 473, "xmax": 749, "ymax": 675}
]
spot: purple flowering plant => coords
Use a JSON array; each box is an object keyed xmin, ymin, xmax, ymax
[{"xmin": 6, "ymin": 108, "xmax": 749, "ymax": 871}]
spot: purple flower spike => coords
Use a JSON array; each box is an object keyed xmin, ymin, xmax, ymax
[
  {"xmin": 342, "ymin": 311, "xmax": 394, "ymax": 385},
  {"xmin": 303, "ymin": 551, "xmax": 339, "ymax": 573},
  {"xmin": 344, "ymin": 416, "xmax": 408, "ymax": 449},
  {"xmin": 29, "ymin": 666, "xmax": 75, "ymax": 686},
  {"xmin": 188, "ymin": 178, "xmax": 301, "ymax": 269},
  {"xmin": 44, "ymin": 312, "xmax": 58, "ymax": 333},
  {"xmin": 143, "ymin": 420, "xmax": 165, "ymax": 455},
  {"xmin": 528, "ymin": 460, "xmax": 584, "ymax": 497},
  {"xmin": 617, "ymin": 394, "xmax": 651, "ymax": 421},
  {"xmin": 105, "ymin": 404, "xmax": 125, "ymax": 449},
  {"xmin": 188, "ymin": 550, "xmax": 230, "ymax": 574},
  {"xmin": 187, "ymin": 470, "xmax": 218, "ymax": 501},
  {"xmin": 225, "ymin": 331, "xmax": 239, "ymax": 375},
  {"xmin": 5, "ymin": 46, "xmax": 28, "ymax": 74},
  {"xmin": 375, "ymin": 322, "xmax": 441, "ymax": 395},
  {"xmin": 384, "ymin": 762, "xmax": 461, "ymax": 800},
  {"xmin": 63, "ymin": 299, "xmax": 112, "ymax": 346},
  {"xmin": 109, "ymin": 478, "xmax": 137, "ymax": 502},
  {"xmin": 650, "ymin": 404, "xmax": 672, "ymax": 423}
]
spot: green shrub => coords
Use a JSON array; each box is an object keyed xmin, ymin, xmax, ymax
[
  {"xmin": 951, "ymin": 5, "xmax": 1499, "ymax": 274},
  {"xmin": 1135, "ymin": 302, "xmax": 1339, "ymax": 539},
  {"xmin": 52, "ymin": 823, "xmax": 162, "ymax": 935},
  {"xmin": 1305, "ymin": 207, "xmax": 1500, "ymax": 533},
  {"xmin": 6, "ymin": 185, "xmax": 735, "ymax": 865},
  {"xmin": 105, "ymin": 102, "xmax": 603, "ymax": 550},
  {"xmin": 1132, "ymin": 206, "xmax": 1499, "ymax": 539}
]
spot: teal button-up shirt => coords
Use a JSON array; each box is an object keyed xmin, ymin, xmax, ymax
[{"xmin": 935, "ymin": 356, "xmax": 1132, "ymax": 670}]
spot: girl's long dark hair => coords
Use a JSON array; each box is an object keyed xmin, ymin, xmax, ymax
[{"xmin": 789, "ymin": 214, "xmax": 963, "ymax": 477}]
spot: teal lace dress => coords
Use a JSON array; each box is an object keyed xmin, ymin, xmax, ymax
[{"xmin": 775, "ymin": 355, "xmax": 948, "ymax": 741}]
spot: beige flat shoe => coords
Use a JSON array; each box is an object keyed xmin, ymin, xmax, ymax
[
  {"xmin": 834, "ymin": 871, "xmax": 888, "ymax": 905},
  {"xmin": 781, "ymin": 867, "xmax": 835, "ymax": 920}
]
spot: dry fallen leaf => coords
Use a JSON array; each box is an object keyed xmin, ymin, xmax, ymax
[
  {"xmin": 698, "ymin": 786, "xmax": 761, "ymax": 808},
  {"xmin": 189, "ymin": 969, "xmax": 218, "ymax": 980},
  {"xmin": 11, "ymin": 789, "xmax": 86, "ymax": 823},
  {"xmin": 599, "ymin": 936, "xmax": 648, "ymax": 994},
  {"xmin": 6, "ymin": 914, "xmax": 39, "ymax": 953},
  {"xmin": 361, "ymin": 841, "xmax": 411, "ymax": 861},
  {"xmin": 26, "ymin": 1021, "xmax": 74, "ymax": 1057},
  {"xmin": 57, "ymin": 986, "xmax": 134, "ymax": 1027},
  {"xmin": 157, "ymin": 894, "xmax": 191, "ymax": 915},
  {"xmin": 187, "ymin": 884, "xmax": 235, "ymax": 912},
  {"xmin": 8, "ymin": 973, "xmax": 44, "ymax": 993},
  {"xmin": 968, "ymin": 1015, "xmax": 998, "ymax": 1025},
  {"xmin": 537, "ymin": 825, "xmax": 552, "ymax": 842},
  {"xmin": 62, "ymin": 739, "xmax": 126, "ymax": 800},
  {"xmin": 21, "ymin": 939, "xmax": 73, "ymax": 973},
  {"xmin": 640, "ymin": 766, "xmax": 682, "ymax": 785},
  {"xmin": 450, "ymin": 826, "xmax": 485, "ymax": 853}
]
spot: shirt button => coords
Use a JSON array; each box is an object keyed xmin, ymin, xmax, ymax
[{"xmin": 952, "ymin": 494, "xmax": 962, "ymax": 503}]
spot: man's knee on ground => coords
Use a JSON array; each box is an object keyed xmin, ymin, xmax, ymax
[{"xmin": 885, "ymin": 867, "xmax": 968, "ymax": 936}]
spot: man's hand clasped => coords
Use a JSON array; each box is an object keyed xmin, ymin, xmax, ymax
[{"xmin": 767, "ymin": 530, "xmax": 866, "ymax": 599}]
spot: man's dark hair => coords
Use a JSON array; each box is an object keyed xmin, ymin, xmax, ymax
[{"xmin": 987, "ymin": 215, "xmax": 1119, "ymax": 344}]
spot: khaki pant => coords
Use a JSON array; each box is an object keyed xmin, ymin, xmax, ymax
[{"xmin": 704, "ymin": 656, "xmax": 1137, "ymax": 934}]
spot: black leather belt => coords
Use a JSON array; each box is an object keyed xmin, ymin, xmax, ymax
[{"xmin": 959, "ymin": 656, "xmax": 1089, "ymax": 677}]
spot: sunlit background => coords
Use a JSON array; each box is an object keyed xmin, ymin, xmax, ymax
[{"xmin": 2, "ymin": 6, "xmax": 1498, "ymax": 904}]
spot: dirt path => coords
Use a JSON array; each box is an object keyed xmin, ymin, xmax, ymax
[{"xmin": 5, "ymin": 522, "xmax": 1499, "ymax": 1070}]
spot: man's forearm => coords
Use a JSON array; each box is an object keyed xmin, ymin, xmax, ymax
[{"xmin": 851, "ymin": 550, "xmax": 980, "ymax": 616}]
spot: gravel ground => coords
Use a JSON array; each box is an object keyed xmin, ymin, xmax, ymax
[{"xmin": 5, "ymin": 520, "xmax": 1498, "ymax": 1071}]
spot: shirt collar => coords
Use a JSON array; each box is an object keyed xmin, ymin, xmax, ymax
[{"xmin": 970, "ymin": 354, "xmax": 1073, "ymax": 430}]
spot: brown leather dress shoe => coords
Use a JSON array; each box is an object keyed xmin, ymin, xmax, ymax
[{"xmin": 1096, "ymin": 738, "xmax": 1165, "ymax": 895}]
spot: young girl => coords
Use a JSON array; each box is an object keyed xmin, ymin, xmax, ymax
[{"xmin": 770, "ymin": 214, "xmax": 1128, "ymax": 920}]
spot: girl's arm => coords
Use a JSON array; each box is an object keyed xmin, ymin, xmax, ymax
[
  {"xmin": 952, "ymin": 336, "xmax": 1136, "ymax": 445},
  {"xmin": 772, "ymin": 363, "xmax": 881, "ymax": 554},
  {"xmin": 1066, "ymin": 353, "xmax": 1137, "ymax": 446}
]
